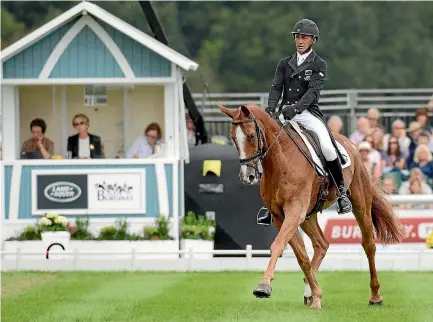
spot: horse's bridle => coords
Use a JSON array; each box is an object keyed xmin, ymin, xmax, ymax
[{"xmin": 231, "ymin": 114, "xmax": 283, "ymax": 176}]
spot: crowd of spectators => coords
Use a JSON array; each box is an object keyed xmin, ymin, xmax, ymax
[{"xmin": 328, "ymin": 106, "xmax": 433, "ymax": 209}]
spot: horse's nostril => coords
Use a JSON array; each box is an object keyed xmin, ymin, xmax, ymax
[{"xmin": 249, "ymin": 175, "xmax": 255, "ymax": 181}]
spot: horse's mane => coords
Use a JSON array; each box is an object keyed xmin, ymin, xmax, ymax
[{"xmin": 241, "ymin": 103, "xmax": 282, "ymax": 132}]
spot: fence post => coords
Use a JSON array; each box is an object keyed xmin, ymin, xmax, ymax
[
  {"xmin": 73, "ymin": 248, "xmax": 79, "ymax": 271},
  {"xmin": 418, "ymin": 248, "xmax": 424, "ymax": 270},
  {"xmin": 246, "ymin": 244, "xmax": 252, "ymax": 270},
  {"xmin": 16, "ymin": 248, "xmax": 21, "ymax": 271},
  {"xmin": 347, "ymin": 90, "xmax": 358, "ymax": 134},
  {"xmin": 188, "ymin": 247, "xmax": 194, "ymax": 271},
  {"xmin": 131, "ymin": 248, "xmax": 136, "ymax": 271}
]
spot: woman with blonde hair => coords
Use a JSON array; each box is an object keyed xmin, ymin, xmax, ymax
[
  {"xmin": 410, "ymin": 144, "xmax": 433, "ymax": 180},
  {"xmin": 67, "ymin": 113, "xmax": 103, "ymax": 159}
]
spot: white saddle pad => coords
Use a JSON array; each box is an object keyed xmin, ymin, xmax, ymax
[{"xmin": 288, "ymin": 120, "xmax": 352, "ymax": 176}]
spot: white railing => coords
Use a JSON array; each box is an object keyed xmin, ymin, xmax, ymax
[
  {"xmin": 389, "ymin": 195, "xmax": 433, "ymax": 205},
  {"xmin": 2, "ymin": 245, "xmax": 432, "ymax": 272}
]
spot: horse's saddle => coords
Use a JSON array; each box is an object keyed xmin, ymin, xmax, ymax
[{"xmin": 288, "ymin": 120, "xmax": 352, "ymax": 177}]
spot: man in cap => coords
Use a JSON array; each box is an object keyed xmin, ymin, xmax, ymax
[{"xmin": 264, "ymin": 18, "xmax": 352, "ymax": 215}]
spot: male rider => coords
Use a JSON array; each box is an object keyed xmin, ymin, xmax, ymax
[{"xmin": 264, "ymin": 19, "xmax": 352, "ymax": 217}]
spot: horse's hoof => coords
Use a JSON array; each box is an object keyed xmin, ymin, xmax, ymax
[
  {"xmin": 368, "ymin": 300, "xmax": 384, "ymax": 306},
  {"xmin": 253, "ymin": 283, "xmax": 272, "ymax": 298},
  {"xmin": 311, "ymin": 297, "xmax": 322, "ymax": 310},
  {"xmin": 304, "ymin": 296, "xmax": 313, "ymax": 306}
]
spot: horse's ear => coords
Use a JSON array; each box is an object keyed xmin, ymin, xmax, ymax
[
  {"xmin": 240, "ymin": 104, "xmax": 251, "ymax": 117},
  {"xmin": 217, "ymin": 104, "xmax": 235, "ymax": 119}
]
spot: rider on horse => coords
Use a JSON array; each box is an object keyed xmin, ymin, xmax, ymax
[{"xmin": 264, "ymin": 18, "xmax": 352, "ymax": 215}]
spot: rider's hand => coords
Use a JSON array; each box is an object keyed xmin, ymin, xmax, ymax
[
  {"xmin": 282, "ymin": 106, "xmax": 300, "ymax": 120},
  {"xmin": 265, "ymin": 106, "xmax": 276, "ymax": 115}
]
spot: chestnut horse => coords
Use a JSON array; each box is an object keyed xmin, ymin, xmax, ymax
[{"xmin": 217, "ymin": 103, "xmax": 405, "ymax": 310}]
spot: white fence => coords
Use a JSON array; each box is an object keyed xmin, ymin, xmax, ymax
[{"xmin": 1, "ymin": 245, "xmax": 432, "ymax": 272}]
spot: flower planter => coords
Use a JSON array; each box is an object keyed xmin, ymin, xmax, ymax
[
  {"xmin": 180, "ymin": 239, "xmax": 214, "ymax": 259},
  {"xmin": 41, "ymin": 231, "xmax": 71, "ymax": 249}
]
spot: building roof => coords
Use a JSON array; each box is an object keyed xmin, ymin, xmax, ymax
[{"xmin": 0, "ymin": 1, "xmax": 198, "ymax": 71}]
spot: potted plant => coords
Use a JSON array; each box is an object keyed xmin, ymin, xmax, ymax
[
  {"xmin": 38, "ymin": 212, "xmax": 71, "ymax": 250},
  {"xmin": 180, "ymin": 211, "xmax": 215, "ymax": 259}
]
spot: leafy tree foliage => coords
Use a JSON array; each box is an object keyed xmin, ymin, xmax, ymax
[{"xmin": 2, "ymin": 1, "xmax": 433, "ymax": 92}]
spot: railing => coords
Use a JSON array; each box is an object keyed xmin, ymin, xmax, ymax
[
  {"xmin": 192, "ymin": 88, "xmax": 433, "ymax": 138},
  {"xmin": 388, "ymin": 195, "xmax": 433, "ymax": 205},
  {"xmin": 2, "ymin": 246, "xmax": 432, "ymax": 272}
]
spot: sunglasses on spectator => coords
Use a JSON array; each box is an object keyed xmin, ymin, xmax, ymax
[
  {"xmin": 146, "ymin": 134, "xmax": 157, "ymax": 139},
  {"xmin": 74, "ymin": 121, "xmax": 85, "ymax": 126},
  {"xmin": 389, "ymin": 141, "xmax": 398, "ymax": 144}
]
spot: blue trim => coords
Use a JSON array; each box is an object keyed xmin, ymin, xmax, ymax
[
  {"xmin": 165, "ymin": 164, "xmax": 173, "ymax": 218},
  {"xmin": 4, "ymin": 166, "xmax": 13, "ymax": 219}
]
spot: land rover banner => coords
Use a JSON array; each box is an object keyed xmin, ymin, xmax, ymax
[
  {"xmin": 31, "ymin": 169, "xmax": 146, "ymax": 215},
  {"xmin": 36, "ymin": 174, "xmax": 88, "ymax": 210}
]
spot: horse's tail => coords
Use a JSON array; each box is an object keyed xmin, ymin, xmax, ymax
[{"xmin": 370, "ymin": 182, "xmax": 406, "ymax": 244}]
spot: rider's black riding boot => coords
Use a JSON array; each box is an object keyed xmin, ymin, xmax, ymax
[{"xmin": 326, "ymin": 157, "xmax": 353, "ymax": 214}]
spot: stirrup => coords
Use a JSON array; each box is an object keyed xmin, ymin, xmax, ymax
[
  {"xmin": 257, "ymin": 207, "xmax": 273, "ymax": 226},
  {"xmin": 337, "ymin": 194, "xmax": 352, "ymax": 214}
]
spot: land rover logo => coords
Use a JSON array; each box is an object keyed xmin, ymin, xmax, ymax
[{"xmin": 44, "ymin": 181, "xmax": 82, "ymax": 203}]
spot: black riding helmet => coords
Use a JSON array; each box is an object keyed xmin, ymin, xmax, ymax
[{"xmin": 291, "ymin": 19, "xmax": 319, "ymax": 41}]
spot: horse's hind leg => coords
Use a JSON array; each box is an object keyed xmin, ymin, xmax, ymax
[
  {"xmin": 300, "ymin": 214, "xmax": 329, "ymax": 306},
  {"xmin": 349, "ymin": 168, "xmax": 383, "ymax": 305},
  {"xmin": 288, "ymin": 230, "xmax": 323, "ymax": 310}
]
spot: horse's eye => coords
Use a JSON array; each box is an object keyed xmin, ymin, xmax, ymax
[{"xmin": 247, "ymin": 133, "xmax": 256, "ymax": 141}]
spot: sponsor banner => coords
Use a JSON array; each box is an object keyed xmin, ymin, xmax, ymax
[
  {"xmin": 31, "ymin": 169, "xmax": 146, "ymax": 215},
  {"xmin": 87, "ymin": 172, "xmax": 145, "ymax": 212},
  {"xmin": 36, "ymin": 174, "xmax": 88, "ymax": 210},
  {"xmin": 322, "ymin": 217, "xmax": 433, "ymax": 244}
]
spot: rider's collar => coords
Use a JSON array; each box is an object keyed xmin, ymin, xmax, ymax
[{"xmin": 297, "ymin": 49, "xmax": 313, "ymax": 65}]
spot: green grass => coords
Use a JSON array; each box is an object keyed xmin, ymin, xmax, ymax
[{"xmin": 1, "ymin": 271, "xmax": 432, "ymax": 322}]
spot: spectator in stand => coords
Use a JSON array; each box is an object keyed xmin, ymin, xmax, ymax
[
  {"xmin": 185, "ymin": 113, "xmax": 196, "ymax": 146},
  {"xmin": 382, "ymin": 119, "xmax": 411, "ymax": 158},
  {"xmin": 417, "ymin": 131, "xmax": 432, "ymax": 151},
  {"xmin": 372, "ymin": 128, "xmax": 385, "ymax": 152},
  {"xmin": 415, "ymin": 108, "xmax": 433, "ymax": 134},
  {"xmin": 409, "ymin": 144, "xmax": 433, "ymax": 181},
  {"xmin": 349, "ymin": 116, "xmax": 370, "ymax": 146},
  {"xmin": 398, "ymin": 167, "xmax": 432, "ymax": 195},
  {"xmin": 363, "ymin": 134, "xmax": 382, "ymax": 166},
  {"xmin": 358, "ymin": 141, "xmax": 382, "ymax": 181},
  {"xmin": 367, "ymin": 108, "xmax": 385, "ymax": 134},
  {"xmin": 67, "ymin": 113, "xmax": 103, "ymax": 159},
  {"xmin": 327, "ymin": 115, "xmax": 343, "ymax": 134},
  {"xmin": 382, "ymin": 177, "xmax": 397, "ymax": 195},
  {"xmin": 21, "ymin": 118, "xmax": 54, "ymax": 159},
  {"xmin": 127, "ymin": 122, "xmax": 163, "ymax": 158},
  {"xmin": 380, "ymin": 136, "xmax": 404, "ymax": 174},
  {"xmin": 406, "ymin": 121, "xmax": 423, "ymax": 168},
  {"xmin": 398, "ymin": 174, "xmax": 433, "ymax": 210}
]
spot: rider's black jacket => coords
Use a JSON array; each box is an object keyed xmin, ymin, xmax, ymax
[{"xmin": 267, "ymin": 50, "xmax": 328, "ymax": 121}]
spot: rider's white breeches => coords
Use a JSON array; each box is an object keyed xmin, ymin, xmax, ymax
[{"xmin": 290, "ymin": 110, "xmax": 337, "ymax": 161}]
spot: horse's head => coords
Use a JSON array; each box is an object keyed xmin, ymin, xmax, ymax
[{"xmin": 218, "ymin": 103, "xmax": 266, "ymax": 185}]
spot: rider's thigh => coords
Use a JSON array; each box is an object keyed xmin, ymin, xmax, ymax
[{"xmin": 295, "ymin": 111, "xmax": 337, "ymax": 160}]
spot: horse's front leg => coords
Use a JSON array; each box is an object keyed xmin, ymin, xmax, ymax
[{"xmin": 253, "ymin": 201, "xmax": 305, "ymax": 298}]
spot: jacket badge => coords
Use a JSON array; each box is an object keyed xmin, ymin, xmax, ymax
[{"xmin": 305, "ymin": 70, "xmax": 313, "ymax": 76}]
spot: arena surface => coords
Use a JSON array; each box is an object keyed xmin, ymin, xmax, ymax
[{"xmin": 1, "ymin": 271, "xmax": 432, "ymax": 321}]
